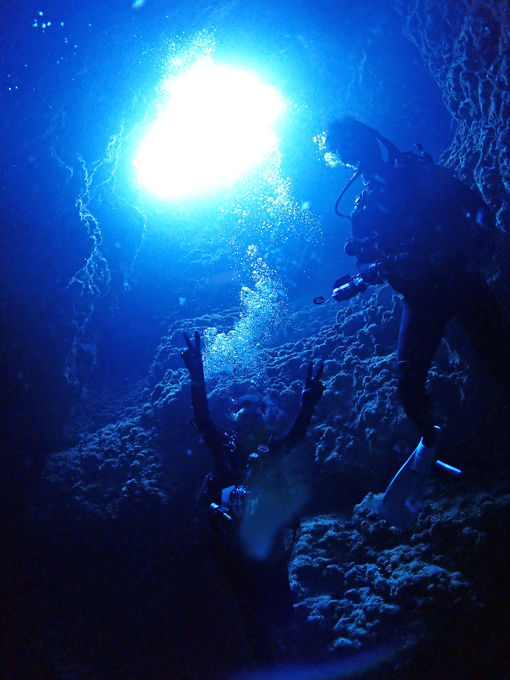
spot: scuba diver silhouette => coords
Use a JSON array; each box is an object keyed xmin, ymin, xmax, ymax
[
  {"xmin": 181, "ymin": 330, "xmax": 324, "ymax": 662},
  {"xmin": 325, "ymin": 116, "xmax": 510, "ymax": 528}
]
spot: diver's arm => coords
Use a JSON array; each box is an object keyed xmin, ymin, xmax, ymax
[
  {"xmin": 350, "ymin": 196, "xmax": 387, "ymax": 284},
  {"xmin": 182, "ymin": 331, "xmax": 210, "ymax": 426},
  {"xmin": 352, "ymin": 216, "xmax": 414, "ymax": 285},
  {"xmin": 357, "ymin": 260, "xmax": 387, "ymax": 285},
  {"xmin": 271, "ymin": 362, "xmax": 324, "ymax": 451},
  {"xmin": 182, "ymin": 331, "xmax": 223, "ymax": 448}
]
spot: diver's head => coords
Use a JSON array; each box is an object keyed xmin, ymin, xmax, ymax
[
  {"xmin": 234, "ymin": 394, "xmax": 267, "ymax": 436},
  {"xmin": 326, "ymin": 116, "xmax": 384, "ymax": 174}
]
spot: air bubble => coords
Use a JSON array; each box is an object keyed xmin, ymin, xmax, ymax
[{"xmin": 203, "ymin": 248, "xmax": 287, "ymax": 388}]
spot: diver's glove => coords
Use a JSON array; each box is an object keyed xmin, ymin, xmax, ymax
[
  {"xmin": 361, "ymin": 253, "xmax": 429, "ymax": 283},
  {"xmin": 359, "ymin": 259, "xmax": 387, "ymax": 285},
  {"xmin": 181, "ymin": 331, "xmax": 205, "ymax": 384},
  {"xmin": 300, "ymin": 361, "xmax": 325, "ymax": 413}
]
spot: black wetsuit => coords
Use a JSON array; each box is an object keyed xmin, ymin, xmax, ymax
[
  {"xmin": 350, "ymin": 153, "xmax": 510, "ymax": 437},
  {"xmin": 190, "ymin": 379, "xmax": 318, "ymax": 663}
]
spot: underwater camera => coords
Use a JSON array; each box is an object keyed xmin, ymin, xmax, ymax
[{"xmin": 313, "ymin": 273, "xmax": 367, "ymax": 306}]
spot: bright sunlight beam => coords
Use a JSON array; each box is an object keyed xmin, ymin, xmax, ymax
[{"xmin": 133, "ymin": 59, "xmax": 284, "ymax": 200}]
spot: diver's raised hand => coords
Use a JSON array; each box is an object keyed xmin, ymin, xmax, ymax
[
  {"xmin": 181, "ymin": 331, "xmax": 204, "ymax": 378},
  {"xmin": 301, "ymin": 361, "xmax": 325, "ymax": 410}
]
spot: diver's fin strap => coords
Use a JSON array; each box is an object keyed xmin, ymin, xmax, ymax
[{"xmin": 436, "ymin": 459, "xmax": 462, "ymax": 476}]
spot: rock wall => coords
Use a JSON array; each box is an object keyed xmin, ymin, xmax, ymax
[{"xmin": 396, "ymin": 0, "xmax": 510, "ymax": 229}]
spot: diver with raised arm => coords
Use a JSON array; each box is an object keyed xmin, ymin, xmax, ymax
[{"xmin": 181, "ymin": 330, "xmax": 324, "ymax": 662}]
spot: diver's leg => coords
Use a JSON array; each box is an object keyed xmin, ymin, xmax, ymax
[
  {"xmin": 456, "ymin": 274, "xmax": 510, "ymax": 388},
  {"xmin": 397, "ymin": 296, "xmax": 449, "ymax": 446}
]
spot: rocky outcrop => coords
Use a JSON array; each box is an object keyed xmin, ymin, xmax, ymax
[{"xmin": 396, "ymin": 0, "xmax": 510, "ymax": 229}]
